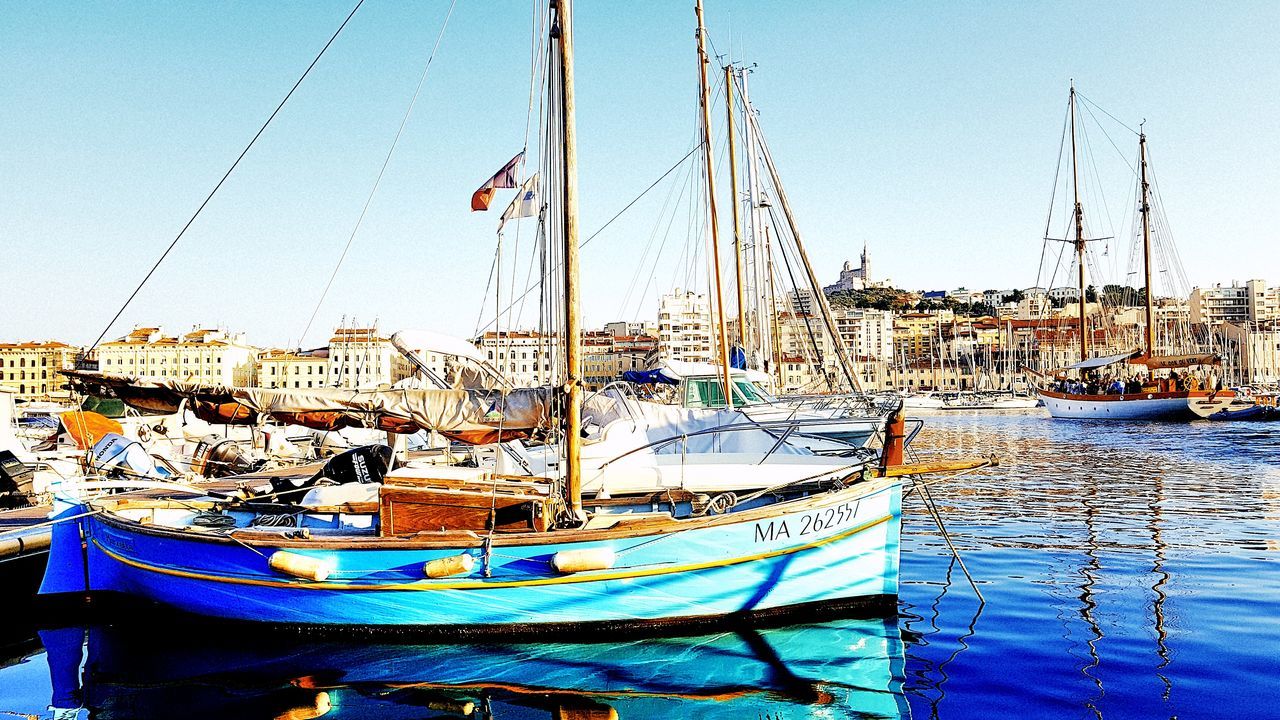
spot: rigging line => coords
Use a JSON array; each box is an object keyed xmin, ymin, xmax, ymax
[
  {"xmin": 617, "ymin": 138, "xmax": 697, "ymax": 318},
  {"xmin": 299, "ymin": 0, "xmax": 458, "ymax": 347},
  {"xmin": 769, "ymin": 203, "xmax": 834, "ymax": 392},
  {"xmin": 507, "ymin": 3, "xmax": 552, "ymax": 332},
  {"xmin": 473, "ymin": 246, "xmax": 500, "ymax": 336},
  {"xmin": 631, "ymin": 155, "xmax": 698, "ymax": 321},
  {"xmin": 477, "ymin": 144, "xmax": 702, "ymax": 333},
  {"xmin": 1037, "ymin": 100, "xmax": 1071, "ymax": 286},
  {"xmin": 1079, "ymin": 100, "xmax": 1137, "ymax": 176},
  {"xmin": 88, "ymin": 0, "xmax": 368, "ymax": 353},
  {"xmin": 1075, "ymin": 90, "xmax": 1139, "ymax": 136}
]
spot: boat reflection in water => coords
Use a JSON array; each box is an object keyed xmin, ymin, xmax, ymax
[{"xmin": 44, "ymin": 617, "xmax": 909, "ymax": 719}]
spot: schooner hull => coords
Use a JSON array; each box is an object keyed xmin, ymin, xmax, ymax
[
  {"xmin": 54, "ymin": 481, "xmax": 901, "ymax": 631},
  {"xmin": 1039, "ymin": 390, "xmax": 1233, "ymax": 420}
]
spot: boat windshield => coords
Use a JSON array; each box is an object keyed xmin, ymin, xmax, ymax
[{"xmin": 683, "ymin": 377, "xmax": 766, "ymax": 408}]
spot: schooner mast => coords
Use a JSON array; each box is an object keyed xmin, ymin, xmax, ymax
[
  {"xmin": 1068, "ymin": 83, "xmax": 1089, "ymax": 363},
  {"xmin": 1139, "ymin": 128, "xmax": 1156, "ymax": 358}
]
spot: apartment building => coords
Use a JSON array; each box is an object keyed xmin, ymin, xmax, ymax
[
  {"xmin": 327, "ymin": 326, "xmax": 414, "ymax": 390},
  {"xmin": 0, "ymin": 341, "xmax": 78, "ymax": 399},
  {"xmin": 657, "ymin": 290, "xmax": 713, "ymax": 364},
  {"xmin": 259, "ymin": 350, "xmax": 330, "ymax": 390},
  {"xmin": 476, "ymin": 331, "xmax": 556, "ymax": 388},
  {"xmin": 97, "ymin": 327, "xmax": 258, "ymax": 386}
]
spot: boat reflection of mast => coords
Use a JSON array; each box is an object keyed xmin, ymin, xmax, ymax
[
  {"xmin": 903, "ymin": 428, "xmax": 984, "ymax": 720},
  {"xmin": 1079, "ymin": 474, "xmax": 1104, "ymax": 719},
  {"xmin": 1150, "ymin": 470, "xmax": 1172, "ymax": 701}
]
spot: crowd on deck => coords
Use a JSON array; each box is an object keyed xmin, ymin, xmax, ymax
[{"xmin": 1051, "ymin": 370, "xmax": 1220, "ymax": 396}]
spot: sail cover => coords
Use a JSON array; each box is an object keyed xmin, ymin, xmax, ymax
[
  {"xmin": 62, "ymin": 371, "xmax": 555, "ymax": 445},
  {"xmin": 1131, "ymin": 353, "xmax": 1221, "ymax": 369}
]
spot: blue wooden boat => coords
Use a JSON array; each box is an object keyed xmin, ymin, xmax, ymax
[
  {"xmin": 36, "ymin": 0, "xmax": 996, "ymax": 635},
  {"xmin": 42, "ymin": 468, "xmax": 902, "ymax": 630}
]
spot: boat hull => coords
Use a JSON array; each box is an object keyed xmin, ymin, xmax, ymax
[
  {"xmin": 1039, "ymin": 389, "xmax": 1234, "ymax": 420},
  {"xmin": 53, "ymin": 481, "xmax": 901, "ymax": 631}
]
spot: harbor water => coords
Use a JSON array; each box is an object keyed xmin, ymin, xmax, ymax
[{"xmin": 0, "ymin": 412, "xmax": 1275, "ymax": 718}]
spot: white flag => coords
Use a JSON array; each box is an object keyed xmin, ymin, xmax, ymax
[{"xmin": 499, "ymin": 174, "xmax": 540, "ymax": 228}]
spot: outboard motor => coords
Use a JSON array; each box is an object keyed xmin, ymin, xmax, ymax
[
  {"xmin": 269, "ymin": 444, "xmax": 393, "ymax": 500},
  {"xmin": 0, "ymin": 450, "xmax": 33, "ymax": 509},
  {"xmin": 87, "ymin": 433, "xmax": 172, "ymax": 481},
  {"xmin": 190, "ymin": 435, "xmax": 264, "ymax": 479}
]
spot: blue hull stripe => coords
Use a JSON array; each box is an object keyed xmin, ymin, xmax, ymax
[{"xmin": 90, "ymin": 513, "xmax": 893, "ymax": 591}]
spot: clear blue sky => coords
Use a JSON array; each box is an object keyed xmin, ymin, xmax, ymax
[{"xmin": 3, "ymin": 1, "xmax": 1276, "ymax": 346}]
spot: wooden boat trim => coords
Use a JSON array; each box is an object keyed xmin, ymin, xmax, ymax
[
  {"xmin": 88, "ymin": 475, "xmax": 900, "ymax": 549},
  {"xmin": 89, "ymin": 512, "xmax": 893, "ymax": 591}
]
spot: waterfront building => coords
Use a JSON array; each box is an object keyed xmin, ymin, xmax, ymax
[
  {"xmin": 0, "ymin": 341, "xmax": 78, "ymax": 399},
  {"xmin": 832, "ymin": 308, "xmax": 894, "ymax": 366},
  {"xmin": 584, "ymin": 335, "xmax": 657, "ymax": 391},
  {"xmin": 1016, "ymin": 293, "xmax": 1051, "ymax": 320},
  {"xmin": 1246, "ymin": 279, "xmax": 1280, "ymax": 323},
  {"xmin": 1048, "ymin": 286, "xmax": 1081, "ymax": 302},
  {"xmin": 657, "ymin": 290, "xmax": 713, "ymax": 364},
  {"xmin": 603, "ymin": 320, "xmax": 657, "ymax": 338},
  {"xmin": 983, "ymin": 289, "xmax": 1013, "ymax": 305},
  {"xmin": 97, "ymin": 327, "xmax": 258, "ymax": 386},
  {"xmin": 1190, "ymin": 283, "xmax": 1250, "ymax": 325},
  {"xmin": 476, "ymin": 331, "xmax": 555, "ymax": 388},
  {"xmin": 327, "ymin": 325, "xmax": 413, "ymax": 389},
  {"xmin": 258, "ymin": 350, "xmax": 329, "ymax": 390}
]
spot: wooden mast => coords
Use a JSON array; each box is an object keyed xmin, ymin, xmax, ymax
[
  {"xmin": 1139, "ymin": 129, "xmax": 1156, "ymax": 357},
  {"xmin": 556, "ymin": 0, "xmax": 584, "ymax": 520},
  {"xmin": 695, "ymin": 0, "xmax": 735, "ymax": 409},
  {"xmin": 725, "ymin": 64, "xmax": 747, "ymax": 349},
  {"xmin": 1069, "ymin": 83, "xmax": 1089, "ymax": 363}
]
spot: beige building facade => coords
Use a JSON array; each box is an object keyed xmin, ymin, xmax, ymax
[
  {"xmin": 0, "ymin": 341, "xmax": 78, "ymax": 399},
  {"xmin": 98, "ymin": 327, "xmax": 257, "ymax": 386}
]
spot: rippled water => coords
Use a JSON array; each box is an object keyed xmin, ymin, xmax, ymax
[{"xmin": 0, "ymin": 412, "xmax": 1275, "ymax": 719}]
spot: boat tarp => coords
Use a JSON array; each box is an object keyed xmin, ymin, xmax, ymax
[
  {"xmin": 652, "ymin": 359, "xmax": 772, "ymax": 384},
  {"xmin": 620, "ymin": 369, "xmax": 677, "ymax": 385},
  {"xmin": 1065, "ymin": 351, "xmax": 1140, "ymax": 370},
  {"xmin": 1130, "ymin": 353, "xmax": 1221, "ymax": 369},
  {"xmin": 61, "ymin": 370, "xmax": 555, "ymax": 445}
]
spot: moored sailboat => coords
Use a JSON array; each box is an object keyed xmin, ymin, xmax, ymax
[
  {"xmin": 1036, "ymin": 86, "xmax": 1233, "ymax": 420},
  {"xmin": 39, "ymin": 0, "xmax": 992, "ymax": 632}
]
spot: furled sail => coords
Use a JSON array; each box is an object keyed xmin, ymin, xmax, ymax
[
  {"xmin": 61, "ymin": 371, "xmax": 555, "ymax": 445},
  {"xmin": 1130, "ymin": 353, "xmax": 1221, "ymax": 370}
]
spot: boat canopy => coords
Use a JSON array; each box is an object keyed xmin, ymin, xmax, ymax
[
  {"xmin": 1065, "ymin": 351, "xmax": 1140, "ymax": 370},
  {"xmin": 62, "ymin": 370, "xmax": 553, "ymax": 445},
  {"xmin": 391, "ymin": 329, "xmax": 485, "ymax": 363},
  {"xmin": 390, "ymin": 329, "xmax": 505, "ymax": 391},
  {"xmin": 1130, "ymin": 353, "xmax": 1221, "ymax": 369}
]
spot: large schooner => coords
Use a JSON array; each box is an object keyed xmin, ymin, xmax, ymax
[{"xmin": 1036, "ymin": 85, "xmax": 1234, "ymax": 421}]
